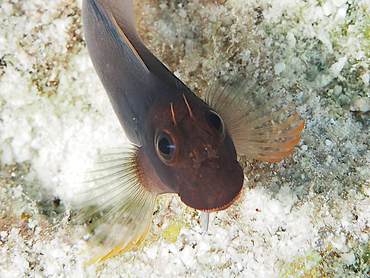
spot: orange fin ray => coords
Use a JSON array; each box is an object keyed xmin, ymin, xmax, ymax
[
  {"xmin": 235, "ymin": 118, "xmax": 305, "ymax": 142},
  {"xmin": 239, "ymin": 146, "xmax": 294, "ymax": 162},
  {"xmin": 234, "ymin": 102, "xmax": 292, "ymax": 131},
  {"xmin": 230, "ymin": 114, "xmax": 303, "ymax": 139},
  {"xmin": 75, "ymin": 146, "xmax": 156, "ymax": 265},
  {"xmin": 205, "ymin": 79, "xmax": 304, "ymax": 162},
  {"xmin": 237, "ymin": 135, "xmax": 301, "ymax": 150}
]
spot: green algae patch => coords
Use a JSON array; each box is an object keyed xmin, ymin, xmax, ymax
[
  {"xmin": 162, "ymin": 221, "xmax": 184, "ymax": 244},
  {"xmin": 344, "ymin": 243, "xmax": 370, "ymax": 276},
  {"xmin": 279, "ymin": 252, "xmax": 322, "ymax": 278}
]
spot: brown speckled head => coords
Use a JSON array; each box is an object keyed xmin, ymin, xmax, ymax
[{"xmin": 141, "ymin": 90, "xmax": 244, "ymax": 212}]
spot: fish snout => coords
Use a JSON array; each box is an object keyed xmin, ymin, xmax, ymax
[{"xmin": 179, "ymin": 154, "xmax": 244, "ymax": 212}]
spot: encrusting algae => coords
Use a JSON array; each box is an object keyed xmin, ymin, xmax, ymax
[{"xmin": 77, "ymin": 0, "xmax": 305, "ymax": 265}]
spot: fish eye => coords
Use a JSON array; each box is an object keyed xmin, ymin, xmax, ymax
[
  {"xmin": 155, "ymin": 130, "xmax": 176, "ymax": 164},
  {"xmin": 206, "ymin": 110, "xmax": 225, "ymax": 138}
]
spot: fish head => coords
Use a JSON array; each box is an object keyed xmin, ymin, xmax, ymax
[{"xmin": 143, "ymin": 91, "xmax": 244, "ymax": 212}]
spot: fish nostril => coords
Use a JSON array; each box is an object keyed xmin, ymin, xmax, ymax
[
  {"xmin": 188, "ymin": 145, "xmax": 220, "ymax": 169},
  {"xmin": 189, "ymin": 150, "xmax": 202, "ymax": 169},
  {"xmin": 204, "ymin": 144, "xmax": 218, "ymax": 160}
]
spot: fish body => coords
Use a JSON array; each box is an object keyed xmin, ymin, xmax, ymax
[
  {"xmin": 83, "ymin": 0, "xmax": 243, "ymax": 209},
  {"xmin": 81, "ymin": 0, "xmax": 304, "ymax": 264}
]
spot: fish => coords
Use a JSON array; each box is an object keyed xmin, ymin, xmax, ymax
[{"xmin": 79, "ymin": 0, "xmax": 305, "ymax": 265}]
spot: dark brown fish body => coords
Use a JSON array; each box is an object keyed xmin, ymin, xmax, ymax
[
  {"xmin": 83, "ymin": 0, "xmax": 243, "ymax": 210},
  {"xmin": 81, "ymin": 0, "xmax": 304, "ymax": 264}
]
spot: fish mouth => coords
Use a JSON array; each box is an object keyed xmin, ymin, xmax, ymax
[{"xmin": 178, "ymin": 159, "xmax": 244, "ymax": 212}]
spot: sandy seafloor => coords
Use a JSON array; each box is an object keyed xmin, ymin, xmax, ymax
[{"xmin": 1, "ymin": 0, "xmax": 370, "ymax": 277}]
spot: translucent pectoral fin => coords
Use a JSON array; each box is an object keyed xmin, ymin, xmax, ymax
[
  {"xmin": 234, "ymin": 113, "xmax": 305, "ymax": 162},
  {"xmin": 75, "ymin": 145, "xmax": 157, "ymax": 265},
  {"xmin": 206, "ymin": 79, "xmax": 305, "ymax": 162}
]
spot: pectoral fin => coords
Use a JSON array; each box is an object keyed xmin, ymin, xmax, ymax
[
  {"xmin": 205, "ymin": 79, "xmax": 305, "ymax": 162},
  {"xmin": 76, "ymin": 145, "xmax": 162, "ymax": 265}
]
